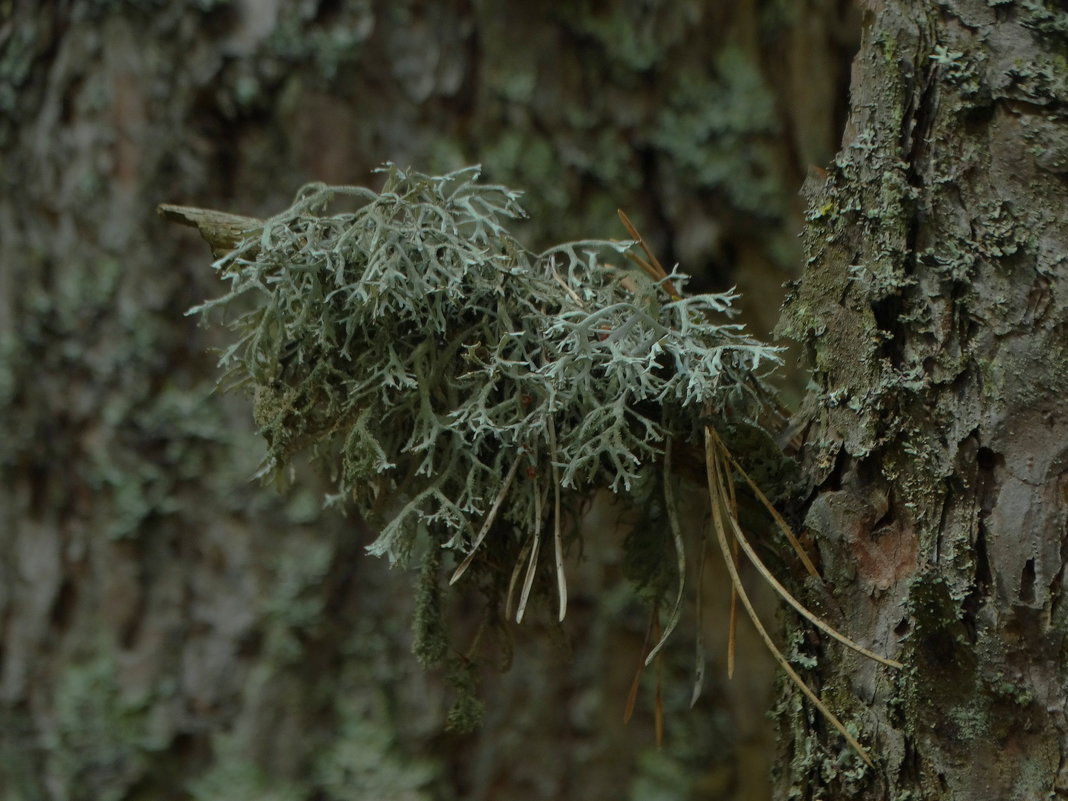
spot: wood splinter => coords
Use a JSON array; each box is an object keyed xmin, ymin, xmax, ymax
[{"xmin": 157, "ymin": 203, "xmax": 262, "ymax": 259}]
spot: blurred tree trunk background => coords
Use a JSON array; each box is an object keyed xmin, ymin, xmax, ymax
[{"xmin": 0, "ymin": 2, "xmax": 857, "ymax": 799}]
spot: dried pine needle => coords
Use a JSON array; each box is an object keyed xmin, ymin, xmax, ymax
[
  {"xmin": 547, "ymin": 416, "xmax": 567, "ymax": 622},
  {"xmin": 505, "ymin": 539, "xmax": 532, "ymax": 621},
  {"xmin": 705, "ymin": 426, "xmax": 875, "ymax": 766},
  {"xmin": 690, "ymin": 538, "xmax": 708, "ymax": 708},
  {"xmin": 516, "ymin": 482, "xmax": 546, "ymax": 624},
  {"xmin": 450, "ymin": 455, "xmax": 522, "ymax": 585},
  {"xmin": 625, "ymin": 607, "xmax": 659, "ymax": 725},
  {"xmin": 709, "ymin": 429, "xmax": 903, "ymax": 670},
  {"xmin": 644, "ymin": 439, "xmax": 686, "ymax": 667},
  {"xmin": 616, "ymin": 209, "xmax": 682, "ymax": 300},
  {"xmin": 722, "ymin": 445, "xmax": 821, "ymax": 579}
]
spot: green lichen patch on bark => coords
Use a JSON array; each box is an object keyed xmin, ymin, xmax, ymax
[{"xmin": 777, "ymin": 2, "xmax": 1068, "ymax": 798}]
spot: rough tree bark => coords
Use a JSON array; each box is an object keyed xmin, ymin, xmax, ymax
[
  {"xmin": 0, "ymin": 2, "xmax": 857, "ymax": 800},
  {"xmin": 777, "ymin": 2, "xmax": 1068, "ymax": 798}
]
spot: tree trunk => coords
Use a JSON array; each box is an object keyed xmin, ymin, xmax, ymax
[
  {"xmin": 776, "ymin": 2, "xmax": 1068, "ymax": 798},
  {"xmin": 0, "ymin": 2, "xmax": 857, "ymax": 800}
]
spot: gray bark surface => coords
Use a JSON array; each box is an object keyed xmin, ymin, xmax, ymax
[
  {"xmin": 0, "ymin": 2, "xmax": 856, "ymax": 799},
  {"xmin": 778, "ymin": 2, "xmax": 1068, "ymax": 798}
]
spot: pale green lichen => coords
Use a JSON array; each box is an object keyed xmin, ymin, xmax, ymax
[
  {"xmin": 0, "ymin": 14, "xmax": 38, "ymax": 121},
  {"xmin": 652, "ymin": 49, "xmax": 784, "ymax": 217},
  {"xmin": 0, "ymin": 255, "xmax": 235, "ymax": 540},
  {"xmin": 565, "ymin": 0, "xmax": 696, "ymax": 74},
  {"xmin": 188, "ymin": 735, "xmax": 304, "ymax": 801},
  {"xmin": 267, "ymin": 1, "xmax": 374, "ymax": 83},
  {"xmin": 411, "ymin": 542, "xmax": 448, "ymax": 669},
  {"xmin": 195, "ymin": 166, "xmax": 775, "ymax": 543},
  {"xmin": 46, "ymin": 649, "xmax": 162, "ymax": 800},
  {"xmin": 1021, "ymin": 0, "xmax": 1068, "ymax": 40},
  {"xmin": 313, "ymin": 695, "xmax": 438, "ymax": 801},
  {"xmin": 263, "ymin": 541, "xmax": 334, "ymax": 663},
  {"xmin": 191, "ymin": 164, "xmax": 782, "ymax": 669}
]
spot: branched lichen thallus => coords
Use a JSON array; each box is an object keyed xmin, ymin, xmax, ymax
[{"xmin": 184, "ymin": 164, "xmax": 900, "ymax": 758}]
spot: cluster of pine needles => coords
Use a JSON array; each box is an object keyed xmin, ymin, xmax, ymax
[
  {"xmin": 166, "ymin": 165, "xmax": 900, "ymax": 764},
  {"xmin": 618, "ymin": 215, "xmax": 901, "ymax": 766}
]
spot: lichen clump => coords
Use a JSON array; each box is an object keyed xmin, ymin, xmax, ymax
[{"xmin": 191, "ymin": 165, "xmax": 779, "ymax": 623}]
